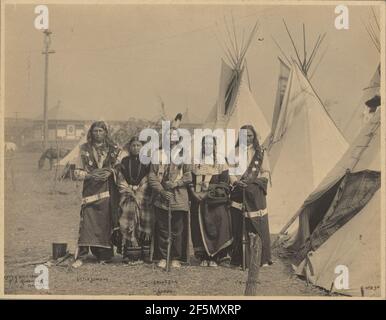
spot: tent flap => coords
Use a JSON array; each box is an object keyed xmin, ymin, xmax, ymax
[
  {"xmin": 295, "ymin": 170, "xmax": 380, "ymax": 263},
  {"xmin": 297, "ymin": 190, "xmax": 381, "ymax": 297}
]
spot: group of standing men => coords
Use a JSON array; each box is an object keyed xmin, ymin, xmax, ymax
[{"xmin": 71, "ymin": 117, "xmax": 273, "ymax": 271}]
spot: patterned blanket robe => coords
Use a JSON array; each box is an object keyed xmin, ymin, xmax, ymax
[{"xmin": 118, "ymin": 176, "xmax": 153, "ymax": 244}]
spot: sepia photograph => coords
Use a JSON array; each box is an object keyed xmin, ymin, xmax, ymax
[{"xmin": 1, "ymin": 0, "xmax": 384, "ymax": 299}]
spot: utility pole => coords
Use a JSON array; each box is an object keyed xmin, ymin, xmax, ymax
[
  {"xmin": 13, "ymin": 111, "xmax": 19, "ymax": 144},
  {"xmin": 42, "ymin": 29, "xmax": 55, "ymax": 150},
  {"xmin": 13, "ymin": 112, "xmax": 19, "ymax": 128}
]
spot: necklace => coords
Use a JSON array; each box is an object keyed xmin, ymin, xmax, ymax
[
  {"xmin": 92, "ymin": 144, "xmax": 106, "ymax": 169},
  {"xmin": 128, "ymin": 156, "xmax": 142, "ymax": 184}
]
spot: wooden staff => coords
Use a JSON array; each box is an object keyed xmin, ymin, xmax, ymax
[
  {"xmin": 166, "ymin": 202, "xmax": 172, "ymax": 272},
  {"xmin": 185, "ymin": 207, "xmax": 191, "ymax": 265},
  {"xmin": 242, "ymin": 187, "xmax": 247, "ymax": 271}
]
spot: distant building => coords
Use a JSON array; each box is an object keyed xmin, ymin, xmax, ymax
[
  {"xmin": 32, "ymin": 102, "xmax": 90, "ymax": 146},
  {"xmin": 6, "ymin": 103, "xmax": 203, "ymax": 151}
]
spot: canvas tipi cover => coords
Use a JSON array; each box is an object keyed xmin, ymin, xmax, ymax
[
  {"xmin": 58, "ymin": 134, "xmax": 86, "ymax": 167},
  {"xmin": 267, "ymin": 62, "xmax": 349, "ymax": 233},
  {"xmin": 263, "ymin": 57, "xmax": 291, "ymax": 152},
  {"xmin": 226, "ymin": 69, "xmax": 270, "ymax": 142},
  {"xmin": 283, "ymin": 108, "xmax": 381, "ymax": 297},
  {"xmin": 204, "ymin": 59, "xmax": 270, "ymax": 144},
  {"xmin": 204, "ymin": 103, "xmax": 219, "ymax": 129},
  {"xmin": 295, "ymin": 189, "xmax": 381, "ymax": 297},
  {"xmin": 342, "ymin": 65, "xmax": 380, "ymax": 144}
]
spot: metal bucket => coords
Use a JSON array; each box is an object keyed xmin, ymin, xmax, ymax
[
  {"xmin": 141, "ymin": 245, "xmax": 151, "ymax": 262},
  {"xmin": 52, "ymin": 243, "xmax": 67, "ymax": 260},
  {"xmin": 125, "ymin": 246, "xmax": 142, "ymax": 261}
]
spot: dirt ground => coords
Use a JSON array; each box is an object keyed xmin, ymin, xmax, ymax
[{"xmin": 3, "ymin": 152, "xmax": 328, "ymax": 297}]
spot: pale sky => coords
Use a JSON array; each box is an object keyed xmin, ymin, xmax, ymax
[{"xmin": 4, "ymin": 2, "xmax": 381, "ymax": 131}]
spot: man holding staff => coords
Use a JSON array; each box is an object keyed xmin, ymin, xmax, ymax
[
  {"xmin": 229, "ymin": 125, "xmax": 273, "ymax": 269},
  {"xmin": 148, "ymin": 114, "xmax": 192, "ymax": 270}
]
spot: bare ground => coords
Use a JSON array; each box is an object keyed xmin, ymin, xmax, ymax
[{"xmin": 4, "ymin": 152, "xmax": 328, "ymax": 297}]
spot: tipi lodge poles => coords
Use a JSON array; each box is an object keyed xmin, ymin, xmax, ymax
[
  {"xmin": 216, "ymin": 14, "xmax": 259, "ymax": 70},
  {"xmin": 280, "ymin": 19, "xmax": 326, "ymax": 77}
]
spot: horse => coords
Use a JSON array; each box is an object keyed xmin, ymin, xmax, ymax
[
  {"xmin": 5, "ymin": 142, "xmax": 17, "ymax": 154},
  {"xmin": 38, "ymin": 147, "xmax": 70, "ymax": 170}
]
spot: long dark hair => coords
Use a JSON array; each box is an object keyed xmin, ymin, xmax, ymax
[
  {"xmin": 161, "ymin": 128, "xmax": 184, "ymax": 158},
  {"xmin": 235, "ymin": 124, "xmax": 263, "ymax": 161},
  {"xmin": 125, "ymin": 135, "xmax": 144, "ymax": 155},
  {"xmin": 201, "ymin": 135, "xmax": 217, "ymax": 164},
  {"xmin": 87, "ymin": 121, "xmax": 115, "ymax": 147}
]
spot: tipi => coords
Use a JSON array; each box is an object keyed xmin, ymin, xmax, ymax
[
  {"xmin": 58, "ymin": 134, "xmax": 87, "ymax": 167},
  {"xmin": 58, "ymin": 127, "xmax": 89, "ymax": 179},
  {"xmin": 283, "ymin": 106, "xmax": 381, "ymax": 297},
  {"xmin": 266, "ymin": 23, "xmax": 349, "ymax": 233},
  {"xmin": 204, "ymin": 20, "xmax": 270, "ymax": 144},
  {"xmin": 342, "ymin": 11, "xmax": 380, "ymax": 143},
  {"xmin": 263, "ymin": 57, "xmax": 291, "ymax": 150}
]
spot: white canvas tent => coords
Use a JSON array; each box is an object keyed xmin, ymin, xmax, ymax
[
  {"xmin": 58, "ymin": 134, "xmax": 86, "ymax": 167},
  {"xmin": 204, "ymin": 20, "xmax": 270, "ymax": 146},
  {"xmin": 295, "ymin": 190, "xmax": 381, "ymax": 297},
  {"xmin": 204, "ymin": 103, "xmax": 219, "ymax": 129},
  {"xmin": 57, "ymin": 134, "xmax": 87, "ymax": 179},
  {"xmin": 283, "ymin": 107, "xmax": 381, "ymax": 296},
  {"xmin": 266, "ymin": 60, "xmax": 348, "ymax": 233},
  {"xmin": 342, "ymin": 10, "xmax": 380, "ymax": 144},
  {"xmin": 343, "ymin": 63, "xmax": 380, "ymax": 143},
  {"xmin": 217, "ymin": 60, "xmax": 270, "ymax": 142},
  {"xmin": 263, "ymin": 57, "xmax": 291, "ymax": 152}
]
